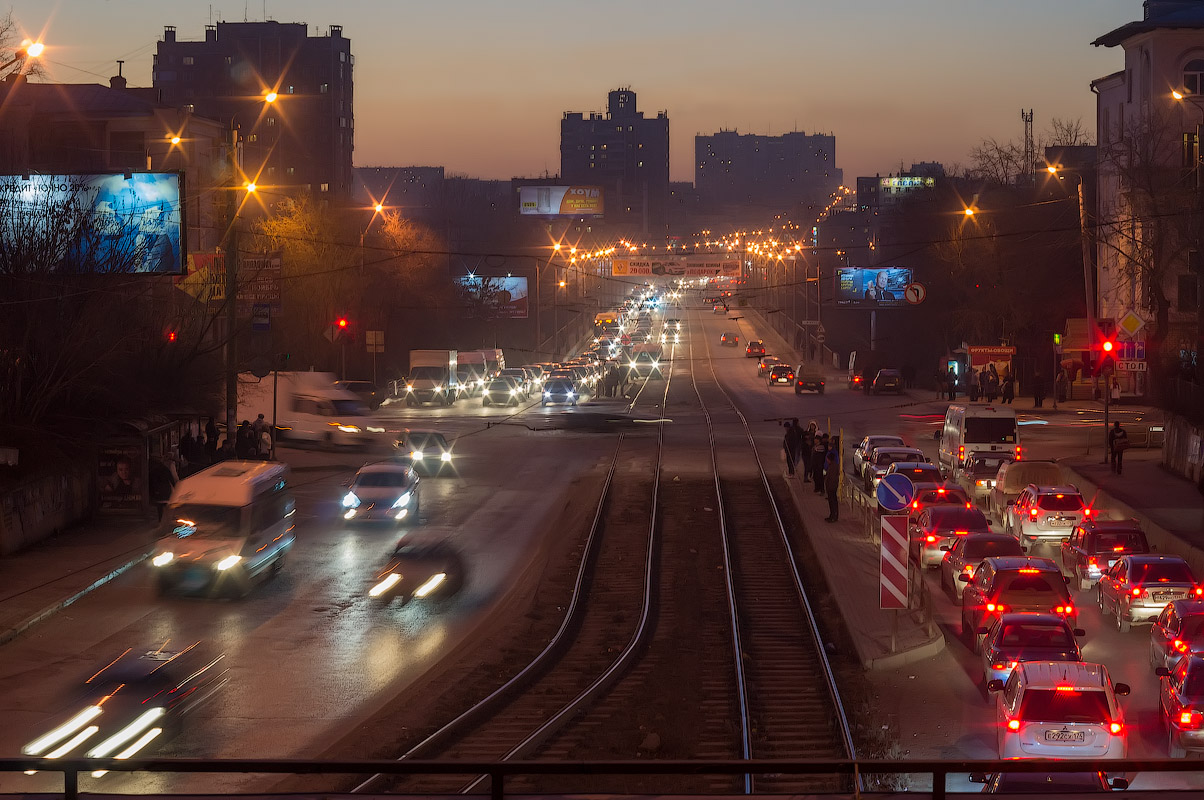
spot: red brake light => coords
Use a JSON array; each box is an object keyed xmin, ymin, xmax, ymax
[
  {"xmin": 954, "ymin": 530, "xmax": 968, "ymax": 535},
  {"xmin": 1111, "ymin": 546, "xmax": 1123, "ymax": 552},
  {"xmin": 913, "ymin": 501, "xmax": 919, "ymax": 509},
  {"xmin": 1007, "ymin": 718, "xmax": 1020, "ymax": 731},
  {"xmin": 1174, "ymin": 639, "xmax": 1189, "ymax": 653},
  {"xmin": 1055, "ymin": 604, "xmax": 1074, "ymax": 615},
  {"xmin": 1056, "ymin": 686, "xmax": 1081, "ymax": 694},
  {"xmin": 1196, "ymin": 587, "xmax": 1204, "ymax": 597},
  {"xmin": 1029, "ymin": 508, "xmax": 1039, "ymax": 516},
  {"xmin": 926, "ymin": 535, "xmax": 937, "ymax": 543},
  {"xmin": 1083, "ymin": 508, "xmax": 1092, "ymax": 516},
  {"xmin": 1131, "ymin": 587, "xmax": 1143, "ymax": 597},
  {"xmin": 937, "ymin": 488, "xmax": 946, "ymax": 494},
  {"xmin": 1109, "ymin": 721, "xmax": 1123, "ymax": 735},
  {"xmin": 1019, "ymin": 568, "xmax": 1040, "ymax": 573},
  {"xmin": 1180, "ymin": 710, "xmax": 1204, "ymax": 729},
  {"xmin": 1088, "ymin": 557, "xmax": 1098, "ymax": 565},
  {"xmin": 986, "ymin": 602, "xmax": 1008, "ymax": 612},
  {"xmin": 963, "ymin": 566, "xmax": 975, "ymax": 577}
]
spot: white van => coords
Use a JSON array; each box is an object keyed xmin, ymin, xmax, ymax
[
  {"xmin": 938, "ymin": 404, "xmax": 1020, "ymax": 478},
  {"xmin": 239, "ymin": 371, "xmax": 379, "ymax": 447},
  {"xmin": 150, "ymin": 461, "xmax": 296, "ymax": 597}
]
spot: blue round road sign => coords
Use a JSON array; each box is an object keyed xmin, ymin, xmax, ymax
[{"xmin": 876, "ymin": 473, "xmax": 916, "ymax": 512}]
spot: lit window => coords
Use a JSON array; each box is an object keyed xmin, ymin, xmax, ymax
[
  {"xmin": 320, "ymin": 83, "xmax": 329, "ymax": 93},
  {"xmin": 321, "ymin": 183, "xmax": 330, "ymax": 192},
  {"xmin": 182, "ymin": 56, "xmax": 194, "ymax": 66},
  {"xmin": 287, "ymin": 85, "xmax": 295, "ymax": 94},
  {"xmin": 286, "ymin": 167, "xmax": 295, "ymax": 175},
  {"xmin": 265, "ymin": 117, "xmax": 276, "ymax": 127}
]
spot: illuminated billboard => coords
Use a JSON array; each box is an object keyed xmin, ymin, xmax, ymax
[
  {"xmin": 0, "ymin": 172, "xmax": 184, "ymax": 274},
  {"xmin": 519, "ymin": 185, "xmax": 604, "ymax": 217},
  {"xmin": 457, "ymin": 275, "xmax": 529, "ymax": 319},
  {"xmin": 613, "ymin": 256, "xmax": 740, "ymax": 277},
  {"xmin": 835, "ymin": 267, "xmax": 913, "ymax": 307}
]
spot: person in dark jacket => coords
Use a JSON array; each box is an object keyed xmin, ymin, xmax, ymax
[
  {"xmin": 782, "ymin": 420, "xmax": 801, "ymax": 476},
  {"xmin": 1031, "ymin": 371, "xmax": 1046, "ymax": 408},
  {"xmin": 799, "ymin": 421, "xmax": 818, "ymax": 482},
  {"xmin": 235, "ymin": 420, "xmax": 257, "ymax": 459},
  {"xmin": 824, "ymin": 436, "xmax": 842, "ymax": 522},
  {"xmin": 811, "ymin": 434, "xmax": 829, "ymax": 494}
]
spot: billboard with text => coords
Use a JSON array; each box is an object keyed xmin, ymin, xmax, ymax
[
  {"xmin": 835, "ymin": 267, "xmax": 913, "ymax": 307},
  {"xmin": 519, "ymin": 185, "xmax": 604, "ymax": 217},
  {"xmin": 612, "ymin": 256, "xmax": 741, "ymax": 277},
  {"xmin": 456, "ymin": 275, "xmax": 529, "ymax": 319},
  {"xmin": 0, "ymin": 172, "xmax": 184, "ymax": 274}
]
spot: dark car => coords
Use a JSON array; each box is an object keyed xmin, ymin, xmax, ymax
[
  {"xmin": 940, "ymin": 532, "xmax": 1026, "ymax": 601},
  {"xmin": 393, "ymin": 429, "xmax": 454, "ymax": 475},
  {"xmin": 961, "ymin": 557, "xmax": 1076, "ymax": 652},
  {"xmin": 542, "ymin": 378, "xmax": 579, "ymax": 406},
  {"xmin": 1151, "ymin": 600, "xmax": 1204, "ymax": 672},
  {"xmin": 871, "ymin": 368, "xmax": 903, "ymax": 394},
  {"xmin": 794, "ymin": 363, "xmax": 825, "ymax": 394},
  {"xmin": 912, "ymin": 504, "xmax": 991, "ymax": 568},
  {"xmin": 767, "ymin": 364, "xmax": 795, "ymax": 387},
  {"xmin": 908, "ymin": 480, "xmax": 972, "ymax": 518},
  {"xmin": 979, "ymin": 611, "xmax": 1084, "ymax": 689},
  {"xmin": 21, "ymin": 643, "xmax": 228, "ymax": 768},
  {"xmin": 368, "ymin": 538, "xmax": 465, "ymax": 605},
  {"xmin": 334, "ymin": 380, "xmax": 382, "ymax": 410},
  {"xmin": 482, "ymin": 378, "xmax": 522, "ymax": 407},
  {"xmin": 1059, "ymin": 518, "xmax": 1151, "ymax": 591},
  {"xmin": 720, "ymin": 331, "xmax": 739, "ymax": 347},
  {"xmin": 746, "ymin": 339, "xmax": 766, "ymax": 357},
  {"xmin": 1157, "ymin": 653, "xmax": 1204, "ymax": 757}
]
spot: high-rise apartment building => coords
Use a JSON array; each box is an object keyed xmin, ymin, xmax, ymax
[
  {"xmin": 695, "ymin": 129, "xmax": 841, "ymax": 213},
  {"xmin": 153, "ymin": 21, "xmax": 354, "ymax": 200},
  {"xmin": 561, "ymin": 88, "xmax": 669, "ymax": 237}
]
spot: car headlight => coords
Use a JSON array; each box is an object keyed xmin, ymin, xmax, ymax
[
  {"xmin": 544, "ymin": 391, "xmax": 551, "ymax": 397},
  {"xmin": 342, "ymin": 491, "xmax": 360, "ymax": 508},
  {"xmin": 510, "ymin": 388, "xmax": 518, "ymax": 395},
  {"xmin": 392, "ymin": 492, "xmax": 412, "ymax": 508},
  {"xmin": 651, "ymin": 360, "xmax": 659, "ymax": 368},
  {"xmin": 216, "ymin": 555, "xmax": 241, "ymax": 571},
  {"xmin": 440, "ymin": 451, "xmax": 452, "ymax": 462},
  {"xmin": 86, "ymin": 707, "xmax": 166, "ymax": 759},
  {"xmin": 405, "ymin": 384, "xmax": 414, "ymax": 392},
  {"xmin": 152, "ymin": 552, "xmax": 174, "ymax": 567},
  {"xmin": 369, "ymin": 573, "xmax": 401, "ymax": 597},
  {"xmin": 414, "ymin": 572, "xmax": 447, "ymax": 598},
  {"xmin": 567, "ymin": 391, "xmax": 575, "ymax": 397},
  {"xmin": 366, "ymin": 426, "xmax": 384, "ymax": 433},
  {"xmin": 410, "ymin": 450, "xmax": 424, "ymax": 460},
  {"xmin": 337, "ymin": 424, "xmax": 360, "ymax": 433}
]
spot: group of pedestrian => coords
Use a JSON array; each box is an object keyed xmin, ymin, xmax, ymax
[
  {"xmin": 235, "ymin": 414, "xmax": 273, "ymax": 459},
  {"xmin": 599, "ymin": 364, "xmax": 628, "ymax": 398},
  {"xmin": 782, "ymin": 419, "xmax": 841, "ymax": 523}
]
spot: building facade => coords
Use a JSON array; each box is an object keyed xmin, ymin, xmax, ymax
[
  {"xmin": 153, "ymin": 21, "xmax": 354, "ymax": 201},
  {"xmin": 1092, "ymin": 0, "xmax": 1204, "ymax": 394},
  {"xmin": 695, "ymin": 129, "xmax": 841, "ymax": 214},
  {"xmin": 561, "ymin": 88, "xmax": 669, "ymax": 238}
]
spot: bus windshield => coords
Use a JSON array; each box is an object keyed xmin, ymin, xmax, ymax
[{"xmin": 964, "ymin": 417, "xmax": 1017, "ymax": 444}]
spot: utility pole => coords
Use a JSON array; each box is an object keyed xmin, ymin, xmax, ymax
[{"xmin": 224, "ymin": 126, "xmax": 240, "ymax": 445}]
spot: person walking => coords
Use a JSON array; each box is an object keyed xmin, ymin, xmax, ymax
[
  {"xmin": 1001, "ymin": 373, "xmax": 1015, "ymax": 404},
  {"xmin": 983, "ymin": 368, "xmax": 998, "ymax": 403},
  {"xmin": 1055, "ymin": 368, "xmax": 1068, "ymax": 403},
  {"xmin": 783, "ymin": 420, "xmax": 801, "ymax": 476},
  {"xmin": 235, "ymin": 420, "xmax": 256, "ymax": 459},
  {"xmin": 1031, "ymin": 371, "xmax": 1046, "ymax": 408},
  {"xmin": 901, "ymin": 364, "xmax": 915, "ymax": 390},
  {"xmin": 946, "ymin": 367, "xmax": 957, "ymax": 401},
  {"xmin": 967, "ymin": 368, "xmax": 979, "ymax": 402},
  {"xmin": 1108, "ymin": 420, "xmax": 1129, "ymax": 474},
  {"xmin": 824, "ymin": 436, "xmax": 842, "ymax": 522},
  {"xmin": 205, "ymin": 417, "xmax": 219, "ymax": 461},
  {"xmin": 811, "ymin": 434, "xmax": 829, "ymax": 495}
]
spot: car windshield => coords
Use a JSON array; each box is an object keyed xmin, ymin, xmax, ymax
[
  {"xmin": 866, "ymin": 437, "xmax": 904, "ymax": 451},
  {"xmin": 999, "ymin": 622, "xmax": 1075, "ymax": 648},
  {"xmin": 1037, "ymin": 493, "xmax": 1084, "ymax": 511},
  {"xmin": 916, "ymin": 489, "xmax": 966, "ymax": 504},
  {"xmin": 894, "ymin": 466, "xmax": 939, "ymax": 478},
  {"xmin": 160, "ymin": 504, "xmax": 243, "ymax": 539},
  {"xmin": 1092, "ymin": 531, "xmax": 1146, "ymax": 553},
  {"xmin": 1186, "ymin": 669, "xmax": 1204, "ymax": 696},
  {"xmin": 999, "ymin": 573, "xmax": 1060, "ymax": 593},
  {"xmin": 968, "ymin": 455, "xmax": 1013, "ymax": 475},
  {"xmin": 927, "ymin": 508, "xmax": 987, "ymax": 529},
  {"xmin": 876, "ymin": 451, "xmax": 916, "ymax": 466},
  {"xmin": 332, "ymin": 399, "xmax": 369, "ymax": 415},
  {"xmin": 408, "ymin": 434, "xmax": 448, "ymax": 450},
  {"xmin": 993, "ymin": 772, "xmax": 1106, "ymax": 791},
  {"xmin": 963, "ymin": 539, "xmax": 1023, "ymax": 559},
  {"xmin": 546, "ymin": 381, "xmax": 573, "ymax": 391},
  {"xmin": 355, "ymin": 472, "xmax": 410, "ymax": 488},
  {"xmin": 1132, "ymin": 562, "xmax": 1196, "ymax": 584},
  {"xmin": 964, "ymin": 417, "xmax": 1017, "ymax": 444},
  {"xmin": 487, "ymin": 381, "xmax": 513, "ymax": 391},
  {"xmin": 771, "ymin": 366, "xmax": 792, "ymax": 375},
  {"xmin": 1017, "ymin": 688, "xmax": 1111, "ymax": 723}
]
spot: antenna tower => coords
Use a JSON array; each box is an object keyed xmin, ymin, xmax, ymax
[{"xmin": 1021, "ymin": 108, "xmax": 1035, "ymax": 184}]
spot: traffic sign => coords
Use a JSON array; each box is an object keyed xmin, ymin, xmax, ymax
[
  {"xmin": 1117, "ymin": 360, "xmax": 1148, "ymax": 372},
  {"xmin": 904, "ymin": 282, "xmax": 927, "ymax": 305},
  {"xmin": 1117, "ymin": 309, "xmax": 1146, "ymax": 338},
  {"xmin": 880, "ymin": 515, "xmax": 910, "ymax": 610},
  {"xmin": 365, "ymin": 330, "xmax": 385, "ymax": 354},
  {"xmin": 876, "ymin": 472, "xmax": 915, "ymax": 512},
  {"xmin": 251, "ymin": 303, "xmax": 271, "ymax": 332},
  {"xmin": 815, "ymin": 333, "xmax": 827, "ymax": 344}
]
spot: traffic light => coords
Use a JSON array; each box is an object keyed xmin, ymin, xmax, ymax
[
  {"xmin": 1099, "ymin": 338, "xmax": 1116, "ymax": 375},
  {"xmin": 166, "ymin": 330, "xmax": 177, "ymax": 343},
  {"xmin": 337, "ymin": 317, "xmax": 349, "ymax": 330},
  {"xmin": 1053, "ymin": 333, "xmax": 1062, "ymax": 346}
]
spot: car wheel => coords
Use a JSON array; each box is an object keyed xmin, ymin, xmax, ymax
[
  {"xmin": 1150, "ymin": 644, "xmax": 1162, "ymax": 672},
  {"xmin": 541, "ymin": 401, "xmax": 547, "ymax": 407},
  {"xmin": 1116, "ymin": 606, "xmax": 1131, "ymax": 633},
  {"xmin": 1097, "ymin": 587, "xmax": 1106, "ymax": 610},
  {"xmin": 1170, "ymin": 727, "xmax": 1187, "ymax": 758},
  {"xmin": 406, "ymin": 397, "xmax": 416, "ymax": 408}
]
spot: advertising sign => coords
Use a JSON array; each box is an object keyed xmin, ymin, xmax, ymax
[
  {"xmin": 0, "ymin": 172, "xmax": 184, "ymax": 274},
  {"xmin": 835, "ymin": 267, "xmax": 913, "ymax": 307},
  {"xmin": 98, "ymin": 444, "xmax": 143, "ymax": 512},
  {"xmin": 175, "ymin": 251, "xmax": 283, "ymax": 318},
  {"xmin": 457, "ymin": 275, "xmax": 529, "ymax": 319},
  {"xmin": 612, "ymin": 256, "xmax": 741, "ymax": 277},
  {"xmin": 519, "ymin": 185, "xmax": 604, "ymax": 217}
]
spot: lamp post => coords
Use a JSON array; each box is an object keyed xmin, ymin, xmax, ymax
[
  {"xmin": 1047, "ymin": 165, "xmax": 1098, "ymax": 398},
  {"xmin": 0, "ymin": 39, "xmax": 44, "ymax": 80}
]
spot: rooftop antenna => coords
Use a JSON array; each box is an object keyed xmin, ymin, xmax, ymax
[{"xmin": 116, "ymin": 60, "xmax": 124, "ymax": 77}]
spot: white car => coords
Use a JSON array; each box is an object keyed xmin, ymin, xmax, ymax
[
  {"xmin": 341, "ymin": 463, "xmax": 421, "ymax": 523},
  {"xmin": 1003, "ymin": 484, "xmax": 1090, "ymax": 545},
  {"xmin": 989, "ymin": 661, "xmax": 1130, "ymax": 760}
]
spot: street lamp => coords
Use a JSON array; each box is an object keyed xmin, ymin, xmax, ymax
[
  {"xmin": 1046, "ymin": 163, "xmax": 1099, "ymax": 378},
  {"xmin": 0, "ymin": 39, "xmax": 44, "ymax": 79}
]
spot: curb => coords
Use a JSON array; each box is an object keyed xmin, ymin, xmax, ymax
[
  {"xmin": 863, "ymin": 629, "xmax": 946, "ymax": 671},
  {"xmin": 0, "ymin": 551, "xmax": 149, "ymax": 646}
]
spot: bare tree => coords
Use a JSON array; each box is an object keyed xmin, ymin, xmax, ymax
[
  {"xmin": 968, "ymin": 138, "xmax": 1026, "ymax": 185},
  {"xmin": 1045, "ymin": 117, "xmax": 1095, "ymax": 148}
]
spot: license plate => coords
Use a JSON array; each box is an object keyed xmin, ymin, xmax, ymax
[
  {"xmin": 1155, "ymin": 592, "xmax": 1184, "ymax": 602},
  {"xmin": 776, "ymin": 378, "xmax": 788, "ymax": 383},
  {"xmin": 1048, "ymin": 518, "xmax": 1074, "ymax": 527},
  {"xmin": 1044, "ymin": 729, "xmax": 1085, "ymax": 742}
]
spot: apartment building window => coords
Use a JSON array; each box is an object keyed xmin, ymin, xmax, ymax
[
  {"xmin": 321, "ymin": 183, "xmax": 330, "ymax": 193},
  {"xmin": 320, "ymin": 83, "xmax": 329, "ymax": 93},
  {"xmin": 265, "ymin": 117, "xmax": 276, "ymax": 126},
  {"xmin": 286, "ymin": 167, "xmax": 296, "ymax": 175},
  {"xmin": 1179, "ymin": 274, "xmax": 1199, "ymax": 312},
  {"xmin": 1184, "ymin": 59, "xmax": 1204, "ymax": 95},
  {"xmin": 182, "ymin": 56, "xmax": 194, "ymax": 66}
]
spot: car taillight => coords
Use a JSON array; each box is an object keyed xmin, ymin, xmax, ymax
[
  {"xmin": 1007, "ymin": 718, "xmax": 1020, "ymax": 731},
  {"xmin": 986, "ymin": 602, "xmax": 1008, "ymax": 612},
  {"xmin": 1174, "ymin": 639, "xmax": 1190, "ymax": 653},
  {"xmin": 1109, "ymin": 722, "xmax": 1123, "ymax": 735},
  {"xmin": 1055, "ymin": 604, "xmax": 1074, "ymax": 615},
  {"xmin": 1015, "ymin": 445, "xmax": 1022, "ymax": 459},
  {"xmin": 1196, "ymin": 587, "xmax": 1204, "ymax": 597},
  {"xmin": 959, "ymin": 446, "xmax": 965, "ymax": 458},
  {"xmin": 1180, "ymin": 710, "xmax": 1204, "ymax": 730},
  {"xmin": 926, "ymin": 535, "xmax": 937, "ymax": 543},
  {"xmin": 913, "ymin": 501, "xmax": 920, "ymax": 509},
  {"xmin": 1131, "ymin": 587, "xmax": 1143, "ymax": 597},
  {"xmin": 1088, "ymin": 557, "xmax": 1098, "ymax": 566},
  {"xmin": 955, "ymin": 530, "xmax": 968, "ymax": 535},
  {"xmin": 1029, "ymin": 508, "xmax": 1039, "ymax": 517},
  {"xmin": 1082, "ymin": 508, "xmax": 1092, "ymax": 516},
  {"xmin": 963, "ymin": 565, "xmax": 975, "ymax": 577}
]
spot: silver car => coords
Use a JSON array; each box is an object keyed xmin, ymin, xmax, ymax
[
  {"xmin": 914, "ymin": 505, "xmax": 990, "ymax": 569},
  {"xmin": 959, "ymin": 451, "xmax": 1016, "ymax": 503},
  {"xmin": 853, "ymin": 435, "xmax": 906, "ymax": 479},
  {"xmin": 980, "ymin": 612, "xmax": 1083, "ymax": 688},
  {"xmin": 341, "ymin": 463, "xmax": 421, "ymax": 524},
  {"xmin": 1004, "ymin": 484, "xmax": 1090, "ymax": 545},
  {"xmin": 863, "ymin": 446, "xmax": 927, "ymax": 493},
  {"xmin": 1098, "ymin": 555, "xmax": 1201, "ymax": 631}
]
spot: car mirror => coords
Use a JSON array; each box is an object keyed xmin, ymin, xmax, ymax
[
  {"xmin": 939, "ymin": 544, "xmax": 951, "ymax": 551},
  {"xmin": 1109, "ymin": 778, "xmax": 1129, "ymax": 790},
  {"xmin": 1156, "ymin": 667, "xmax": 1171, "ymax": 677},
  {"xmin": 967, "ymin": 773, "xmax": 988, "ymax": 784},
  {"xmin": 958, "ymin": 574, "xmax": 970, "ymax": 583},
  {"xmin": 1074, "ymin": 628, "xmax": 1086, "ymax": 637},
  {"xmin": 977, "ymin": 626, "xmax": 989, "ymax": 635},
  {"xmin": 986, "ymin": 679, "xmax": 1004, "ymax": 693},
  {"xmin": 1113, "ymin": 682, "xmax": 1130, "ymax": 696}
]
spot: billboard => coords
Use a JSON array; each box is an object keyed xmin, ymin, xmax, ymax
[
  {"xmin": 174, "ymin": 251, "xmax": 283, "ymax": 317},
  {"xmin": 835, "ymin": 267, "xmax": 913, "ymax": 307},
  {"xmin": 519, "ymin": 185, "xmax": 604, "ymax": 217},
  {"xmin": 0, "ymin": 172, "xmax": 184, "ymax": 274},
  {"xmin": 457, "ymin": 275, "xmax": 529, "ymax": 319},
  {"xmin": 613, "ymin": 256, "xmax": 741, "ymax": 277}
]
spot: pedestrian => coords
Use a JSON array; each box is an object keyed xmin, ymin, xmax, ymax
[
  {"xmin": 252, "ymin": 413, "xmax": 269, "ymax": 444},
  {"xmin": 1111, "ymin": 378, "xmax": 1121, "ymax": 405},
  {"xmin": 984, "ymin": 368, "xmax": 998, "ymax": 403},
  {"xmin": 148, "ymin": 456, "xmax": 176, "ymax": 522},
  {"xmin": 811, "ymin": 434, "xmax": 829, "ymax": 495},
  {"xmin": 901, "ymin": 364, "xmax": 915, "ymax": 390},
  {"xmin": 799, "ymin": 420, "xmax": 818, "ymax": 482},
  {"xmin": 205, "ymin": 417, "xmax": 219, "ymax": 460},
  {"xmin": 946, "ymin": 367, "xmax": 957, "ymax": 401},
  {"xmin": 967, "ymin": 368, "xmax": 979, "ymax": 402},
  {"xmin": 235, "ymin": 420, "xmax": 256, "ymax": 458},
  {"xmin": 1055, "ymin": 369, "xmax": 1068, "ymax": 403},
  {"xmin": 783, "ymin": 420, "xmax": 801, "ymax": 476},
  {"xmin": 1032, "ymin": 371, "xmax": 1046, "ymax": 408},
  {"xmin": 934, "ymin": 367, "xmax": 946, "ymax": 399},
  {"xmin": 1108, "ymin": 420, "xmax": 1129, "ymax": 474},
  {"xmin": 824, "ymin": 436, "xmax": 842, "ymax": 522},
  {"xmin": 1001, "ymin": 373, "xmax": 1015, "ymax": 404}
]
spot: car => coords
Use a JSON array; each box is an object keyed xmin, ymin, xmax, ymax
[
  {"xmin": 940, "ymin": 532, "xmax": 1026, "ymax": 601},
  {"xmin": 1060, "ymin": 519, "xmax": 1151, "ymax": 591},
  {"xmin": 1150, "ymin": 600, "xmax": 1204, "ymax": 672},
  {"xmin": 885, "ymin": 461, "xmax": 943, "ymax": 487},
  {"xmin": 1097, "ymin": 554, "xmax": 1202, "ymax": 632},
  {"xmin": 863, "ymin": 446, "xmax": 929, "ymax": 492},
  {"xmin": 1004, "ymin": 484, "xmax": 1092, "ymax": 546},
  {"xmin": 912, "ymin": 504, "xmax": 990, "ymax": 568},
  {"xmin": 334, "ymin": 380, "xmax": 383, "ymax": 410},
  {"xmin": 766, "ymin": 364, "xmax": 795, "ymax": 386},
  {"xmin": 961, "ymin": 556, "xmax": 1076, "ymax": 652},
  {"xmin": 908, "ymin": 481, "xmax": 972, "ymax": 518},
  {"xmin": 393, "ymin": 429, "xmax": 454, "ymax": 475},
  {"xmin": 853, "ymin": 435, "xmax": 906, "ymax": 478},
  {"xmin": 987, "ymin": 661, "xmax": 1130, "ymax": 760},
  {"xmin": 481, "ymin": 377, "xmax": 523, "ymax": 406},
  {"xmin": 958, "ymin": 451, "xmax": 1016, "ymax": 504},
  {"xmin": 746, "ymin": 340, "xmax": 766, "ymax": 357},
  {"xmin": 871, "ymin": 368, "xmax": 904, "ymax": 394},
  {"xmin": 713, "ymin": 303, "xmax": 726, "ymax": 313},
  {"xmin": 720, "ymin": 331, "xmax": 739, "ymax": 346},
  {"xmin": 341, "ymin": 462, "xmax": 421, "ymax": 524},
  {"xmin": 663, "ymin": 318, "xmax": 681, "ymax": 330},
  {"xmin": 988, "ymin": 459, "xmax": 1063, "ymax": 521},
  {"xmin": 968, "ymin": 771, "xmax": 1126, "ymax": 793},
  {"xmin": 497, "ymin": 368, "xmax": 532, "ymax": 397},
  {"xmin": 20, "ymin": 642, "xmax": 228, "ymax": 770},
  {"xmin": 1157, "ymin": 653, "xmax": 1204, "ymax": 757},
  {"xmin": 979, "ymin": 612, "xmax": 1084, "ymax": 690},
  {"xmin": 368, "ymin": 537, "xmax": 466, "ymax": 605},
  {"xmin": 794, "ymin": 363, "xmax": 825, "ymax": 394},
  {"xmin": 757, "ymin": 355, "xmax": 784, "ymax": 376},
  {"xmin": 542, "ymin": 378, "xmax": 579, "ymax": 406}
]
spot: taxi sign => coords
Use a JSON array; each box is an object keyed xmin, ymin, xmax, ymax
[{"xmin": 877, "ymin": 472, "xmax": 915, "ymax": 512}]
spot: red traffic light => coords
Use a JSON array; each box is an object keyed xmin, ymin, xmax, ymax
[
  {"xmin": 1102, "ymin": 340, "xmax": 1114, "ymax": 353},
  {"xmin": 337, "ymin": 318, "xmax": 348, "ymax": 328},
  {"xmin": 166, "ymin": 330, "xmax": 177, "ymax": 342}
]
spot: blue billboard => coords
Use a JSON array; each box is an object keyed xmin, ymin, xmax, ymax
[
  {"xmin": 835, "ymin": 266, "xmax": 913, "ymax": 307},
  {"xmin": 0, "ymin": 172, "xmax": 185, "ymax": 274}
]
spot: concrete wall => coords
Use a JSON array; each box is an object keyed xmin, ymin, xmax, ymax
[
  {"xmin": 0, "ymin": 467, "xmax": 95, "ymax": 556},
  {"xmin": 1163, "ymin": 414, "xmax": 1204, "ymax": 485}
]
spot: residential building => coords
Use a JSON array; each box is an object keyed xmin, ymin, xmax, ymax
[
  {"xmin": 695, "ymin": 129, "xmax": 841, "ymax": 215},
  {"xmin": 561, "ymin": 88, "xmax": 669, "ymax": 237},
  {"xmin": 153, "ymin": 21, "xmax": 354, "ymax": 201}
]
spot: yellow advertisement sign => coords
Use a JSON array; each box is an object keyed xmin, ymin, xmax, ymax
[
  {"xmin": 612, "ymin": 257, "xmax": 741, "ymax": 277},
  {"xmin": 519, "ymin": 185, "xmax": 604, "ymax": 217}
]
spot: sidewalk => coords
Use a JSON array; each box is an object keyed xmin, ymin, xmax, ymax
[{"xmin": 0, "ymin": 515, "xmax": 156, "ymax": 645}]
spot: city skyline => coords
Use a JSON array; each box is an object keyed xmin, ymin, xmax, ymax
[{"xmin": 13, "ymin": 0, "xmax": 1138, "ymax": 184}]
